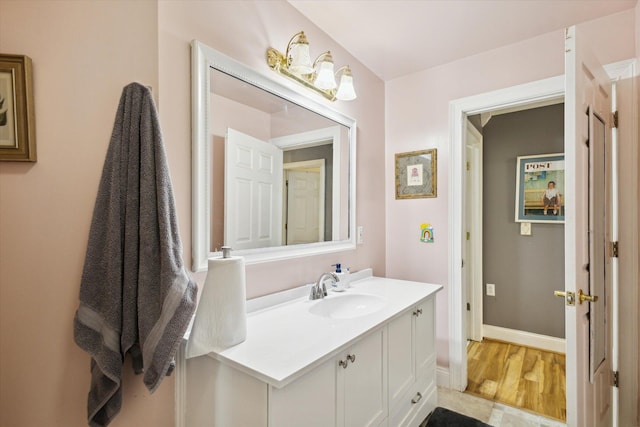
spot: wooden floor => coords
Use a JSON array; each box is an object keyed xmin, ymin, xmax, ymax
[{"xmin": 465, "ymin": 339, "xmax": 566, "ymax": 422}]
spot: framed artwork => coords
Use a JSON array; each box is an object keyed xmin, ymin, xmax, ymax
[
  {"xmin": 395, "ymin": 149, "xmax": 437, "ymax": 199},
  {"xmin": 515, "ymin": 153, "xmax": 565, "ymax": 223},
  {"xmin": 0, "ymin": 54, "xmax": 36, "ymax": 162}
]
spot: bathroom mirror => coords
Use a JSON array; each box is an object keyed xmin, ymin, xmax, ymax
[{"xmin": 192, "ymin": 40, "xmax": 356, "ymax": 271}]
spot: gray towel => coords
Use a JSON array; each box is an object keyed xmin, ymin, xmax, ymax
[{"xmin": 73, "ymin": 82, "xmax": 197, "ymax": 427}]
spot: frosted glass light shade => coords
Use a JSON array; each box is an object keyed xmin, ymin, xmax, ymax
[
  {"xmin": 315, "ymin": 60, "xmax": 337, "ymax": 90},
  {"xmin": 336, "ymin": 74, "xmax": 357, "ymax": 100},
  {"xmin": 289, "ymin": 43, "xmax": 313, "ymax": 75}
]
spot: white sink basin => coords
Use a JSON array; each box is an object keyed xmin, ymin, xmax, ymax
[{"xmin": 309, "ymin": 293, "xmax": 387, "ymax": 319}]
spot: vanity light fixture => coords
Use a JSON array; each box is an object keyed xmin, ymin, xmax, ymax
[{"xmin": 266, "ymin": 31, "xmax": 357, "ymax": 101}]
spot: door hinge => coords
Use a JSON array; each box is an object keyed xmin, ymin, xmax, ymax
[
  {"xmin": 613, "ymin": 370, "xmax": 619, "ymax": 388},
  {"xmin": 612, "ymin": 111, "xmax": 619, "ymax": 129},
  {"xmin": 610, "ymin": 241, "xmax": 619, "ymax": 258},
  {"xmin": 466, "ymin": 232, "xmax": 470, "ymax": 241},
  {"xmin": 466, "ymin": 302, "xmax": 471, "ymax": 311},
  {"xmin": 466, "ymin": 161, "xmax": 470, "ymax": 171}
]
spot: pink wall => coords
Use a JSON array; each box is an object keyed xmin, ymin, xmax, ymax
[
  {"xmin": 385, "ymin": 10, "xmax": 637, "ymax": 369},
  {"xmin": 0, "ymin": 1, "xmax": 172, "ymax": 426},
  {"xmin": 0, "ymin": 0, "xmax": 385, "ymax": 425}
]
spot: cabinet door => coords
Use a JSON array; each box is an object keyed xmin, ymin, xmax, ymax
[
  {"xmin": 342, "ymin": 328, "xmax": 387, "ymax": 427},
  {"xmin": 186, "ymin": 356, "xmax": 268, "ymax": 427},
  {"xmin": 270, "ymin": 359, "xmax": 337, "ymax": 427},
  {"xmin": 415, "ymin": 298, "xmax": 435, "ymax": 377},
  {"xmin": 388, "ymin": 309, "xmax": 414, "ymax": 408}
]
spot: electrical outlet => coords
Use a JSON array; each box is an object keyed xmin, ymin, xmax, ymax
[
  {"xmin": 486, "ymin": 283, "xmax": 496, "ymax": 296},
  {"xmin": 357, "ymin": 226, "xmax": 364, "ymax": 244}
]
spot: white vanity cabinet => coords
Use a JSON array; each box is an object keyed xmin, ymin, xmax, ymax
[
  {"xmin": 270, "ymin": 327, "xmax": 386, "ymax": 427},
  {"xmin": 388, "ymin": 298, "xmax": 437, "ymax": 427},
  {"xmin": 183, "ymin": 275, "xmax": 442, "ymax": 427},
  {"xmin": 187, "ymin": 327, "xmax": 387, "ymax": 427}
]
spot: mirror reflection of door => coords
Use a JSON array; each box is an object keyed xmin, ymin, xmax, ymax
[
  {"xmin": 284, "ymin": 160, "xmax": 325, "ymax": 245},
  {"xmin": 225, "ymin": 128, "xmax": 283, "ymax": 250}
]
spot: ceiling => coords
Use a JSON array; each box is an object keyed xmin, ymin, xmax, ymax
[{"xmin": 289, "ymin": 0, "xmax": 637, "ymax": 81}]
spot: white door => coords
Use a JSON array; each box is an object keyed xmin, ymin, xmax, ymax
[
  {"xmin": 284, "ymin": 160, "xmax": 325, "ymax": 245},
  {"xmin": 563, "ymin": 25, "xmax": 614, "ymax": 427},
  {"xmin": 464, "ymin": 120, "xmax": 483, "ymax": 342},
  {"xmin": 225, "ymin": 128, "xmax": 283, "ymax": 250}
]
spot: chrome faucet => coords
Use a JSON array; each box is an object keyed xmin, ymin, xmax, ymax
[{"xmin": 310, "ymin": 272, "xmax": 340, "ymax": 300}]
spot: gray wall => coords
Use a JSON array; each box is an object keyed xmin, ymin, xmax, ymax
[{"xmin": 483, "ymin": 103, "xmax": 565, "ymax": 338}]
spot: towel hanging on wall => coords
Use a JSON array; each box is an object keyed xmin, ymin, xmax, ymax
[{"xmin": 73, "ymin": 82, "xmax": 197, "ymax": 427}]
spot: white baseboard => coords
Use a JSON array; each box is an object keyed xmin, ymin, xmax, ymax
[
  {"xmin": 482, "ymin": 324, "xmax": 566, "ymax": 353},
  {"xmin": 436, "ymin": 366, "xmax": 450, "ymax": 388}
]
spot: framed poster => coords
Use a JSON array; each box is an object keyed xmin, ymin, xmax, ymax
[
  {"xmin": 0, "ymin": 54, "xmax": 36, "ymax": 162},
  {"xmin": 395, "ymin": 149, "xmax": 437, "ymax": 199},
  {"xmin": 515, "ymin": 153, "xmax": 565, "ymax": 223}
]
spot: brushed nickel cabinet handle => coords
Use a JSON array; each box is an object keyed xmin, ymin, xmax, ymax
[{"xmin": 411, "ymin": 392, "xmax": 423, "ymax": 404}]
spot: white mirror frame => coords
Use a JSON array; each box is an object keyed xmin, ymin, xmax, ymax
[{"xmin": 191, "ymin": 40, "xmax": 357, "ymax": 272}]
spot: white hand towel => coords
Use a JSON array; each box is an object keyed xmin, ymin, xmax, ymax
[{"xmin": 186, "ymin": 256, "xmax": 247, "ymax": 358}]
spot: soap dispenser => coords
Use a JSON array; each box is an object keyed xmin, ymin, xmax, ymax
[{"xmin": 332, "ymin": 263, "xmax": 350, "ymax": 290}]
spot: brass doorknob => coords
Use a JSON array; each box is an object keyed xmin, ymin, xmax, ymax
[
  {"xmin": 554, "ymin": 289, "xmax": 597, "ymax": 305},
  {"xmin": 578, "ymin": 289, "xmax": 598, "ymax": 304}
]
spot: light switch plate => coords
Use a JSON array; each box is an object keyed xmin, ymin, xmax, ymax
[
  {"xmin": 357, "ymin": 226, "xmax": 364, "ymax": 244},
  {"xmin": 520, "ymin": 222, "xmax": 532, "ymax": 236},
  {"xmin": 486, "ymin": 283, "xmax": 495, "ymax": 296}
]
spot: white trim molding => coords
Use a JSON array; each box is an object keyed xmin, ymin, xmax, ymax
[{"xmin": 482, "ymin": 325, "xmax": 566, "ymax": 354}]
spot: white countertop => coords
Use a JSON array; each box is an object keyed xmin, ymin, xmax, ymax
[{"xmin": 206, "ymin": 274, "xmax": 442, "ymax": 388}]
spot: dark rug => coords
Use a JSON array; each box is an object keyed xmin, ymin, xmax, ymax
[{"xmin": 423, "ymin": 407, "xmax": 492, "ymax": 427}]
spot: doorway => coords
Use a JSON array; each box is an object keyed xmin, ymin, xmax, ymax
[
  {"xmin": 462, "ymin": 102, "xmax": 568, "ymax": 421},
  {"xmin": 464, "ymin": 103, "xmax": 566, "ymax": 348},
  {"xmin": 283, "ymin": 159, "xmax": 326, "ymax": 245},
  {"xmin": 448, "ymin": 75, "xmax": 566, "ymax": 395}
]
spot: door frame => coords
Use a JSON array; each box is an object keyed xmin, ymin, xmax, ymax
[
  {"xmin": 271, "ymin": 126, "xmax": 343, "ymax": 240},
  {"xmin": 609, "ymin": 58, "xmax": 638, "ymax": 427},
  {"xmin": 448, "ymin": 58, "xmax": 636, "ymax": 415},
  {"xmin": 448, "ymin": 75, "xmax": 565, "ymax": 392}
]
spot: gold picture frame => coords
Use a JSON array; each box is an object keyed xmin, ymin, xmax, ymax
[
  {"xmin": 395, "ymin": 149, "xmax": 437, "ymax": 199},
  {"xmin": 0, "ymin": 54, "xmax": 36, "ymax": 162}
]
